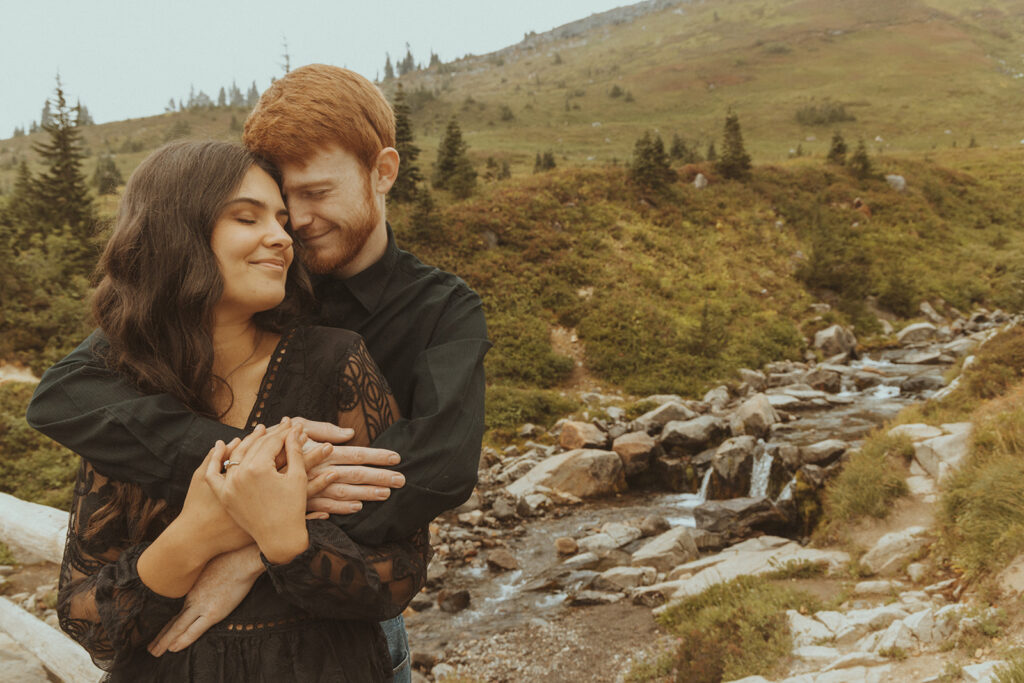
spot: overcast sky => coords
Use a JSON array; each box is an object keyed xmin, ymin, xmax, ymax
[{"xmin": 1, "ymin": 0, "xmax": 631, "ymax": 137}]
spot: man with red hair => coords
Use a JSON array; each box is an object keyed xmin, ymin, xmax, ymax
[{"xmin": 28, "ymin": 64, "xmax": 490, "ymax": 681}]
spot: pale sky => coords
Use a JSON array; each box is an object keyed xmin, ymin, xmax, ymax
[{"xmin": 1, "ymin": 0, "xmax": 632, "ymax": 137}]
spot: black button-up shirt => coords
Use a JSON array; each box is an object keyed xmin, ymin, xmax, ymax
[{"xmin": 26, "ymin": 225, "xmax": 490, "ymax": 544}]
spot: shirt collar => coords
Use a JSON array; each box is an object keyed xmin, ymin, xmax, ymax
[{"xmin": 328, "ymin": 223, "xmax": 399, "ymax": 313}]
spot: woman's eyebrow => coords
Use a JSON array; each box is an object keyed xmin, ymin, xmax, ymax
[{"xmin": 223, "ymin": 198, "xmax": 288, "ymax": 216}]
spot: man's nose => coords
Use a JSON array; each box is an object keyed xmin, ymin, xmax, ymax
[{"xmin": 287, "ymin": 200, "xmax": 312, "ymax": 229}]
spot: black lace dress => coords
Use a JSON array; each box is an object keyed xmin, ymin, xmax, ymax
[{"xmin": 57, "ymin": 327, "xmax": 431, "ymax": 682}]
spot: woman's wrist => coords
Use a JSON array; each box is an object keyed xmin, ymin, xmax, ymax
[{"xmin": 257, "ymin": 523, "xmax": 310, "ymax": 565}]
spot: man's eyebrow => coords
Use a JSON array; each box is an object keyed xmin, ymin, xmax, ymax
[{"xmin": 283, "ymin": 181, "xmax": 333, "ymax": 193}]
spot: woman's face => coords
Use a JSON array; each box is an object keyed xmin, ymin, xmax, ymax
[{"xmin": 210, "ymin": 165, "xmax": 294, "ymax": 320}]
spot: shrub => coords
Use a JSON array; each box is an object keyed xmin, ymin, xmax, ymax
[
  {"xmin": 485, "ymin": 386, "xmax": 578, "ymax": 433},
  {"xmin": 0, "ymin": 382, "xmax": 78, "ymax": 510}
]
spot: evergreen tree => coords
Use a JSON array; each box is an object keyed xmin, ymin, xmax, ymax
[
  {"xmin": 629, "ymin": 131, "xmax": 676, "ymax": 191},
  {"xmin": 827, "ymin": 131, "xmax": 847, "ymax": 165},
  {"xmin": 533, "ymin": 151, "xmax": 556, "ymax": 173},
  {"xmin": 968, "ymin": 135, "xmax": 978, "ymax": 149},
  {"xmin": 32, "ymin": 79, "xmax": 94, "ymax": 242},
  {"xmin": 706, "ymin": 141, "xmax": 717, "ymax": 161},
  {"xmin": 429, "ymin": 52, "xmax": 441, "ymax": 68},
  {"xmin": 384, "ymin": 54, "xmax": 395, "ymax": 80},
  {"xmin": 390, "ymin": 84, "xmax": 422, "ymax": 202},
  {"xmin": 5, "ymin": 160, "xmax": 39, "ymax": 231},
  {"xmin": 12, "ymin": 126, "xmax": 25, "ymax": 138},
  {"xmin": 217, "ymin": 87, "xmax": 227, "ymax": 108},
  {"xmin": 229, "ymin": 81, "xmax": 245, "ymax": 107},
  {"xmin": 165, "ymin": 98, "xmax": 177, "ymax": 113},
  {"xmin": 847, "ymin": 139, "xmax": 873, "ymax": 179},
  {"xmin": 93, "ymin": 154, "xmax": 124, "ymax": 195},
  {"xmin": 499, "ymin": 160, "xmax": 511, "ymax": 180},
  {"xmin": 398, "ymin": 44, "xmax": 415, "ymax": 76},
  {"xmin": 717, "ymin": 111, "xmax": 752, "ymax": 180},
  {"xmin": 247, "ymin": 82, "xmax": 260, "ymax": 107},
  {"xmin": 433, "ymin": 116, "xmax": 476, "ymax": 199},
  {"xmin": 29, "ymin": 121, "xmax": 39, "ymax": 134},
  {"xmin": 40, "ymin": 101, "xmax": 53, "ymax": 128},
  {"xmin": 75, "ymin": 101, "xmax": 94, "ymax": 126},
  {"xmin": 410, "ymin": 188, "xmax": 442, "ymax": 241}
]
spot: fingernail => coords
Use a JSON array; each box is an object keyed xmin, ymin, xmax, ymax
[
  {"xmin": 322, "ymin": 443, "xmax": 332, "ymax": 453},
  {"xmin": 351, "ymin": 502, "xmax": 362, "ymax": 512},
  {"xmin": 388, "ymin": 453, "xmax": 400, "ymax": 465},
  {"xmin": 325, "ymin": 472, "xmax": 337, "ymax": 482},
  {"xmin": 341, "ymin": 427, "xmax": 354, "ymax": 434},
  {"xmin": 229, "ymin": 437, "xmax": 240, "ymax": 446},
  {"xmin": 391, "ymin": 474, "xmax": 405, "ymax": 486},
  {"xmin": 376, "ymin": 488, "xmax": 390, "ymax": 498}
]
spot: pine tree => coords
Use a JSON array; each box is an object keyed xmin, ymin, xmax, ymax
[
  {"xmin": 399, "ymin": 44, "xmax": 416, "ymax": 76},
  {"xmin": 847, "ymin": 140, "xmax": 873, "ymax": 179},
  {"xmin": 429, "ymin": 52, "xmax": 441, "ymax": 68},
  {"xmin": 390, "ymin": 84, "xmax": 422, "ymax": 202},
  {"xmin": 410, "ymin": 188, "xmax": 442, "ymax": 241},
  {"xmin": 40, "ymin": 101, "xmax": 53, "ymax": 128},
  {"xmin": 33, "ymin": 79, "xmax": 94, "ymax": 242},
  {"xmin": 384, "ymin": 54, "xmax": 395, "ymax": 80},
  {"xmin": 165, "ymin": 98, "xmax": 177, "ymax": 113},
  {"xmin": 533, "ymin": 151, "xmax": 556, "ymax": 173},
  {"xmin": 629, "ymin": 131, "xmax": 676, "ymax": 191},
  {"xmin": 433, "ymin": 116, "xmax": 476, "ymax": 199},
  {"xmin": 247, "ymin": 82, "xmax": 260, "ymax": 107},
  {"xmin": 5, "ymin": 160, "xmax": 39, "ymax": 232},
  {"xmin": 706, "ymin": 141, "xmax": 717, "ymax": 161},
  {"xmin": 93, "ymin": 154, "xmax": 124, "ymax": 195},
  {"xmin": 75, "ymin": 101, "xmax": 94, "ymax": 126},
  {"xmin": 217, "ymin": 87, "xmax": 227, "ymax": 108},
  {"xmin": 717, "ymin": 111, "xmax": 752, "ymax": 180},
  {"xmin": 827, "ymin": 131, "xmax": 847, "ymax": 165},
  {"xmin": 229, "ymin": 81, "xmax": 245, "ymax": 107}
]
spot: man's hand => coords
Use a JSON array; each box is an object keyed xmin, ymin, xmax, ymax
[
  {"xmin": 276, "ymin": 417, "xmax": 408, "ymax": 516},
  {"xmin": 148, "ymin": 545, "xmax": 264, "ymax": 656}
]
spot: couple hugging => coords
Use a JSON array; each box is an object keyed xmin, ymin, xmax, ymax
[{"xmin": 26, "ymin": 64, "xmax": 490, "ymax": 682}]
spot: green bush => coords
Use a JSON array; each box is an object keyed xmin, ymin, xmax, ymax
[
  {"xmin": 485, "ymin": 386, "xmax": 578, "ymax": 433},
  {"xmin": 0, "ymin": 383, "xmax": 78, "ymax": 510}
]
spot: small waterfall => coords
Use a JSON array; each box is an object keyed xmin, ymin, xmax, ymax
[
  {"xmin": 776, "ymin": 478, "xmax": 795, "ymax": 503},
  {"xmin": 697, "ymin": 468, "xmax": 713, "ymax": 502},
  {"xmin": 749, "ymin": 451, "xmax": 774, "ymax": 498}
]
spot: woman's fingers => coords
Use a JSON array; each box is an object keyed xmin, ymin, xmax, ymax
[{"xmin": 204, "ymin": 440, "xmax": 228, "ymax": 495}]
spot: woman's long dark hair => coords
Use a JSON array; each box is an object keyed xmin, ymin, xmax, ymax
[
  {"xmin": 92, "ymin": 140, "xmax": 313, "ymax": 418},
  {"xmin": 87, "ymin": 141, "xmax": 313, "ymax": 539}
]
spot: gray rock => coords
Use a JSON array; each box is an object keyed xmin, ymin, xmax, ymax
[
  {"xmin": 737, "ymin": 368, "xmax": 767, "ymax": 392},
  {"xmin": 632, "ymin": 401, "xmax": 698, "ymax": 435},
  {"xmin": 897, "ymin": 322, "xmax": 937, "ymax": 344},
  {"xmin": 729, "ymin": 394, "xmax": 780, "ymax": 438},
  {"xmin": 612, "ymin": 431, "xmax": 656, "ymax": 476},
  {"xmin": 703, "ymin": 385, "xmax": 730, "ymax": 408},
  {"xmin": 0, "ymin": 633, "xmax": 49, "ymax": 683},
  {"xmin": 437, "ymin": 588, "xmax": 471, "ymax": 613},
  {"xmin": 593, "ymin": 566, "xmax": 657, "ymax": 591},
  {"xmin": 805, "ymin": 366, "xmax": 842, "ymax": 393},
  {"xmin": 693, "ymin": 497, "xmax": 771, "ymax": 533},
  {"xmin": 506, "ymin": 449, "xmax": 626, "ymax": 500},
  {"xmin": 566, "ymin": 590, "xmax": 623, "ymax": 606},
  {"xmin": 886, "ymin": 174, "xmax": 907, "ymax": 192},
  {"xmin": 913, "ymin": 425, "xmax": 971, "ymax": 481},
  {"xmin": 658, "ymin": 415, "xmax": 727, "ymax": 455},
  {"xmin": 920, "ymin": 301, "xmax": 946, "ymax": 325},
  {"xmin": 558, "ymin": 420, "xmax": 609, "ymax": 450},
  {"xmin": 861, "ymin": 526, "xmax": 930, "ymax": 576},
  {"xmin": 799, "ymin": 439, "xmax": 849, "ymax": 467},
  {"xmin": 693, "ymin": 172, "xmax": 708, "ymax": 189},
  {"xmin": 630, "ymin": 527, "xmax": 699, "ymax": 572},
  {"xmin": 814, "ymin": 324, "xmax": 858, "ymax": 356},
  {"xmin": 900, "ymin": 372, "xmax": 945, "ymax": 393},
  {"xmin": 638, "ymin": 514, "xmax": 671, "ymax": 538}
]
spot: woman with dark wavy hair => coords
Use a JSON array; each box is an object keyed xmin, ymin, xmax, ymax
[{"xmin": 55, "ymin": 140, "xmax": 429, "ymax": 682}]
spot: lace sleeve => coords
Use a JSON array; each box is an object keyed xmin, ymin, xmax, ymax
[
  {"xmin": 57, "ymin": 461, "xmax": 183, "ymax": 670},
  {"xmin": 262, "ymin": 524, "xmax": 431, "ymax": 622},
  {"xmin": 334, "ymin": 336, "xmax": 399, "ymax": 446}
]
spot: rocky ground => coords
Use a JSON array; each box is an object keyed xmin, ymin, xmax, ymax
[{"xmin": 2, "ymin": 306, "xmax": 1022, "ymax": 682}]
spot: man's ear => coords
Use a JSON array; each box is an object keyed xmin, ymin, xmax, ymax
[{"xmin": 373, "ymin": 147, "xmax": 400, "ymax": 194}]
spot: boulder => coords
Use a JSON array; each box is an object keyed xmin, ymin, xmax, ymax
[
  {"xmin": 798, "ymin": 439, "xmax": 849, "ymax": 467},
  {"xmin": 632, "ymin": 401, "xmax": 698, "ymax": 434},
  {"xmin": 437, "ymin": 589, "xmax": 471, "ymax": 613},
  {"xmin": 693, "ymin": 497, "xmax": 771, "ymax": 533},
  {"xmin": 703, "ymin": 385, "xmax": 730, "ymax": 408},
  {"xmin": 885, "ymin": 174, "xmax": 906, "ymax": 192},
  {"xmin": 805, "ymin": 367, "xmax": 842, "ymax": 393},
  {"xmin": 612, "ymin": 431, "xmax": 656, "ymax": 476},
  {"xmin": 737, "ymin": 368, "xmax": 767, "ymax": 392},
  {"xmin": 920, "ymin": 301, "xmax": 946, "ymax": 325},
  {"xmin": 913, "ymin": 425, "xmax": 971, "ymax": 481},
  {"xmin": 693, "ymin": 173, "xmax": 708, "ymax": 189},
  {"xmin": 709, "ymin": 436, "xmax": 758, "ymax": 499},
  {"xmin": 897, "ymin": 322, "xmax": 937, "ymax": 344},
  {"xmin": 559, "ymin": 421, "xmax": 609, "ymax": 450},
  {"xmin": 658, "ymin": 416, "xmax": 727, "ymax": 455},
  {"xmin": 900, "ymin": 372, "xmax": 945, "ymax": 393},
  {"xmin": 638, "ymin": 515, "xmax": 671, "ymax": 538},
  {"xmin": 888, "ymin": 423, "xmax": 944, "ymax": 442},
  {"xmin": 601, "ymin": 522, "xmax": 643, "ymax": 547},
  {"xmin": 631, "ymin": 527, "xmax": 699, "ymax": 572},
  {"xmin": 814, "ymin": 324, "xmax": 857, "ymax": 357},
  {"xmin": 554, "ymin": 537, "xmax": 578, "ymax": 555},
  {"xmin": 593, "ymin": 566, "xmax": 657, "ymax": 591},
  {"xmin": 486, "ymin": 549, "xmax": 519, "ymax": 571},
  {"xmin": 506, "ymin": 449, "xmax": 626, "ymax": 500},
  {"xmin": 861, "ymin": 526, "xmax": 930, "ymax": 576},
  {"xmin": 729, "ymin": 394, "xmax": 780, "ymax": 438}
]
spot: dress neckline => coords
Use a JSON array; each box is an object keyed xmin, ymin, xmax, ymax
[{"xmin": 244, "ymin": 328, "xmax": 297, "ymax": 431}]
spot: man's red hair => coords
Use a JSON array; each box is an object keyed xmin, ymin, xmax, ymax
[{"xmin": 243, "ymin": 64, "xmax": 395, "ymax": 170}]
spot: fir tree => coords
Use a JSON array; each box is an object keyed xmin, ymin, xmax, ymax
[
  {"xmin": 410, "ymin": 188, "xmax": 442, "ymax": 241},
  {"xmin": 93, "ymin": 153, "xmax": 124, "ymax": 195},
  {"xmin": 390, "ymin": 84, "xmax": 422, "ymax": 202},
  {"xmin": 247, "ymin": 82, "xmax": 260, "ymax": 107},
  {"xmin": 5, "ymin": 160, "xmax": 39, "ymax": 232},
  {"xmin": 75, "ymin": 101, "xmax": 94, "ymax": 126},
  {"xmin": 384, "ymin": 54, "xmax": 395, "ymax": 80},
  {"xmin": 433, "ymin": 116, "xmax": 476, "ymax": 199},
  {"xmin": 429, "ymin": 52, "xmax": 441, "ymax": 68},
  {"xmin": 217, "ymin": 87, "xmax": 227, "ymax": 108},
  {"xmin": 847, "ymin": 139, "xmax": 873, "ymax": 179},
  {"xmin": 398, "ymin": 44, "xmax": 416, "ymax": 76},
  {"xmin": 827, "ymin": 131, "xmax": 847, "ymax": 165},
  {"xmin": 32, "ymin": 78, "xmax": 94, "ymax": 242},
  {"xmin": 229, "ymin": 81, "xmax": 245, "ymax": 107},
  {"xmin": 706, "ymin": 141, "xmax": 717, "ymax": 161},
  {"xmin": 165, "ymin": 98, "xmax": 177, "ymax": 113},
  {"xmin": 40, "ymin": 101, "xmax": 53, "ymax": 128},
  {"xmin": 717, "ymin": 111, "xmax": 752, "ymax": 180},
  {"xmin": 629, "ymin": 131, "xmax": 676, "ymax": 191},
  {"xmin": 499, "ymin": 160, "xmax": 511, "ymax": 180},
  {"xmin": 533, "ymin": 151, "xmax": 556, "ymax": 173}
]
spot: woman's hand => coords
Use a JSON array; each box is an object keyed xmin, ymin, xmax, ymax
[
  {"xmin": 176, "ymin": 439, "xmax": 252, "ymax": 556},
  {"xmin": 206, "ymin": 418, "xmax": 310, "ymax": 564}
]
